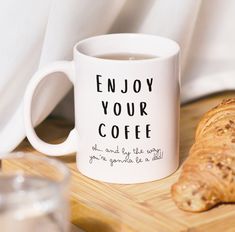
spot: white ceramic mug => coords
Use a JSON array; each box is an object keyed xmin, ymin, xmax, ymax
[{"xmin": 24, "ymin": 34, "xmax": 180, "ymax": 184}]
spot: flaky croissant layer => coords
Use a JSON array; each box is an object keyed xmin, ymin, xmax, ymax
[{"xmin": 172, "ymin": 99, "xmax": 235, "ymax": 212}]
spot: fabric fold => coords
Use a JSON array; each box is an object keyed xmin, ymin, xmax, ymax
[{"xmin": 0, "ymin": 0, "xmax": 126, "ymax": 154}]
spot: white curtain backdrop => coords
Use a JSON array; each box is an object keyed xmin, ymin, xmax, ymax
[{"xmin": 0, "ymin": 0, "xmax": 234, "ymax": 154}]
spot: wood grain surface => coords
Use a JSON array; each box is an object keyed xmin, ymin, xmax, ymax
[{"xmin": 10, "ymin": 92, "xmax": 235, "ymax": 231}]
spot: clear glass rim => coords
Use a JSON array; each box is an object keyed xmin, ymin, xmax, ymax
[{"xmin": 0, "ymin": 152, "xmax": 70, "ymax": 204}]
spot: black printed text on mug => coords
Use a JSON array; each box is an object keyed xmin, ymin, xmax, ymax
[{"xmin": 96, "ymin": 74, "xmax": 154, "ymax": 139}]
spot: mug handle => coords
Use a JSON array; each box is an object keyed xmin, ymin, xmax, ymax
[{"xmin": 24, "ymin": 61, "xmax": 77, "ymax": 156}]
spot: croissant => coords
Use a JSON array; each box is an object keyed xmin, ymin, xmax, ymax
[{"xmin": 171, "ymin": 98, "xmax": 235, "ymax": 212}]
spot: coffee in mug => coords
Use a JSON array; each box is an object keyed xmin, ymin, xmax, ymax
[{"xmin": 95, "ymin": 53, "xmax": 157, "ymax": 60}]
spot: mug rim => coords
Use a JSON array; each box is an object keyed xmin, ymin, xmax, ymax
[{"xmin": 73, "ymin": 33, "xmax": 180, "ymax": 62}]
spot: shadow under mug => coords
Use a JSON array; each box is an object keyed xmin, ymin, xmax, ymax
[{"xmin": 24, "ymin": 33, "xmax": 180, "ymax": 184}]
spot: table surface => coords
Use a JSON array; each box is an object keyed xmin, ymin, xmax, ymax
[{"xmin": 14, "ymin": 91, "xmax": 235, "ymax": 232}]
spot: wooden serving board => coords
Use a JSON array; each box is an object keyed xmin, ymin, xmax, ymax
[{"xmin": 12, "ymin": 92, "xmax": 235, "ymax": 231}]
